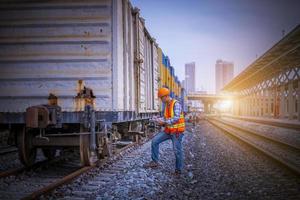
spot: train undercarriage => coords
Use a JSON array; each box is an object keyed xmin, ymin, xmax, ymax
[{"xmin": 2, "ymin": 104, "xmax": 157, "ymax": 167}]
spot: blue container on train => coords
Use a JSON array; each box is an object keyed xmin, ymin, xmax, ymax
[
  {"xmin": 165, "ymin": 56, "xmax": 170, "ymax": 67},
  {"xmin": 162, "ymin": 53, "xmax": 166, "ymax": 66},
  {"xmin": 162, "ymin": 54, "xmax": 170, "ymax": 68},
  {"xmin": 170, "ymin": 91, "xmax": 175, "ymax": 98},
  {"xmin": 170, "ymin": 66, "xmax": 174, "ymax": 77}
]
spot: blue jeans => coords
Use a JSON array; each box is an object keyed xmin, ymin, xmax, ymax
[{"xmin": 151, "ymin": 131, "xmax": 184, "ymax": 171}]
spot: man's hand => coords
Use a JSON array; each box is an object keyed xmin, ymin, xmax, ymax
[
  {"xmin": 156, "ymin": 118, "xmax": 165, "ymax": 126},
  {"xmin": 150, "ymin": 117, "xmax": 165, "ymax": 126}
]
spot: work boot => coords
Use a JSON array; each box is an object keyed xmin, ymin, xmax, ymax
[
  {"xmin": 172, "ymin": 169, "xmax": 182, "ymax": 177},
  {"xmin": 143, "ymin": 161, "xmax": 159, "ymax": 168}
]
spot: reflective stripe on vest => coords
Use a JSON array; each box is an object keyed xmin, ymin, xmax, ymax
[{"xmin": 164, "ymin": 99, "xmax": 185, "ymax": 133}]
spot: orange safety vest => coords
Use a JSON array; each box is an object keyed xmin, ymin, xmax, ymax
[{"xmin": 164, "ymin": 99, "xmax": 185, "ymax": 134}]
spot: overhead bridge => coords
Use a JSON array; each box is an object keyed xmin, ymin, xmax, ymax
[{"xmin": 187, "ymin": 94, "xmax": 235, "ymax": 113}]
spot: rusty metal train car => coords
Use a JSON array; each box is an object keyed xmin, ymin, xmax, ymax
[{"xmin": 0, "ymin": 0, "xmax": 163, "ymax": 166}]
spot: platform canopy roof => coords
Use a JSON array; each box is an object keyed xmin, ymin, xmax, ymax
[{"xmin": 223, "ymin": 25, "xmax": 300, "ymax": 92}]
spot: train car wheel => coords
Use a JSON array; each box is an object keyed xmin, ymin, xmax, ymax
[
  {"xmin": 80, "ymin": 134, "xmax": 97, "ymax": 166},
  {"xmin": 42, "ymin": 148, "xmax": 57, "ymax": 160},
  {"xmin": 17, "ymin": 127, "xmax": 37, "ymax": 166}
]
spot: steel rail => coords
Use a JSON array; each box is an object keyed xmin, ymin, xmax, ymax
[
  {"xmin": 207, "ymin": 118, "xmax": 300, "ymax": 176},
  {"xmin": 21, "ymin": 135, "xmax": 154, "ymax": 200},
  {"xmin": 214, "ymin": 117, "xmax": 300, "ymax": 151},
  {"xmin": 22, "ymin": 166, "xmax": 92, "ymax": 200}
]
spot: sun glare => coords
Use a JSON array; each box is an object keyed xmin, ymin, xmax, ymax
[{"xmin": 219, "ymin": 100, "xmax": 233, "ymax": 111}]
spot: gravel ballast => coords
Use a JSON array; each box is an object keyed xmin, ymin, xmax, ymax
[{"xmin": 46, "ymin": 122, "xmax": 299, "ymax": 200}]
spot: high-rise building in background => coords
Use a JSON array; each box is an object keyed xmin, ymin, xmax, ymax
[
  {"xmin": 185, "ymin": 62, "xmax": 196, "ymax": 94},
  {"xmin": 215, "ymin": 59, "xmax": 234, "ymax": 94}
]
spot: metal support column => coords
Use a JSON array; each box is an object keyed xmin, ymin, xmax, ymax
[
  {"xmin": 288, "ymin": 82, "xmax": 294, "ymax": 120},
  {"xmin": 280, "ymin": 85, "xmax": 285, "ymax": 118},
  {"xmin": 242, "ymin": 98, "xmax": 245, "ymax": 116},
  {"xmin": 254, "ymin": 94, "xmax": 257, "ymax": 116},
  {"xmin": 298, "ymin": 80, "xmax": 300, "ymax": 121},
  {"xmin": 258, "ymin": 93, "xmax": 262, "ymax": 117},
  {"xmin": 266, "ymin": 90, "xmax": 270, "ymax": 117},
  {"xmin": 257, "ymin": 93, "xmax": 260, "ymax": 116},
  {"xmin": 263, "ymin": 90, "xmax": 267, "ymax": 117},
  {"xmin": 268, "ymin": 89, "xmax": 273, "ymax": 117},
  {"xmin": 239, "ymin": 99, "xmax": 243, "ymax": 116},
  {"xmin": 251, "ymin": 94, "xmax": 254, "ymax": 116},
  {"xmin": 247, "ymin": 97, "xmax": 250, "ymax": 116}
]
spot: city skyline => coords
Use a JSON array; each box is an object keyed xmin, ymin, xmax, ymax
[{"xmin": 131, "ymin": 0, "xmax": 300, "ymax": 93}]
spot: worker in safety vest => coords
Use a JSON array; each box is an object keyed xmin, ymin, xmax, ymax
[{"xmin": 144, "ymin": 87, "xmax": 185, "ymax": 175}]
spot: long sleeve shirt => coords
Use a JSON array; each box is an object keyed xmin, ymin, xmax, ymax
[{"xmin": 161, "ymin": 100, "xmax": 182, "ymax": 125}]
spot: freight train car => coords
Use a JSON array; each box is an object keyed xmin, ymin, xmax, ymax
[
  {"xmin": 0, "ymin": 0, "xmax": 160, "ymax": 166},
  {"xmin": 158, "ymin": 48, "xmax": 164, "ymax": 88}
]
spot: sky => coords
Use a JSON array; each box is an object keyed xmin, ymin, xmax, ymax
[{"xmin": 131, "ymin": 0, "xmax": 300, "ymax": 93}]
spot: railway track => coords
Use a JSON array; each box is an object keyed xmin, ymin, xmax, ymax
[
  {"xmin": 0, "ymin": 150, "xmax": 82, "ymax": 200},
  {"xmin": 0, "ymin": 135, "xmax": 151, "ymax": 199},
  {"xmin": 0, "ymin": 145, "xmax": 17, "ymax": 155},
  {"xmin": 47, "ymin": 135, "xmax": 162, "ymax": 199},
  {"xmin": 207, "ymin": 117, "xmax": 300, "ymax": 176}
]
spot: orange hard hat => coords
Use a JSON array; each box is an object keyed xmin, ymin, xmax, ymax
[{"xmin": 158, "ymin": 87, "xmax": 170, "ymax": 98}]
